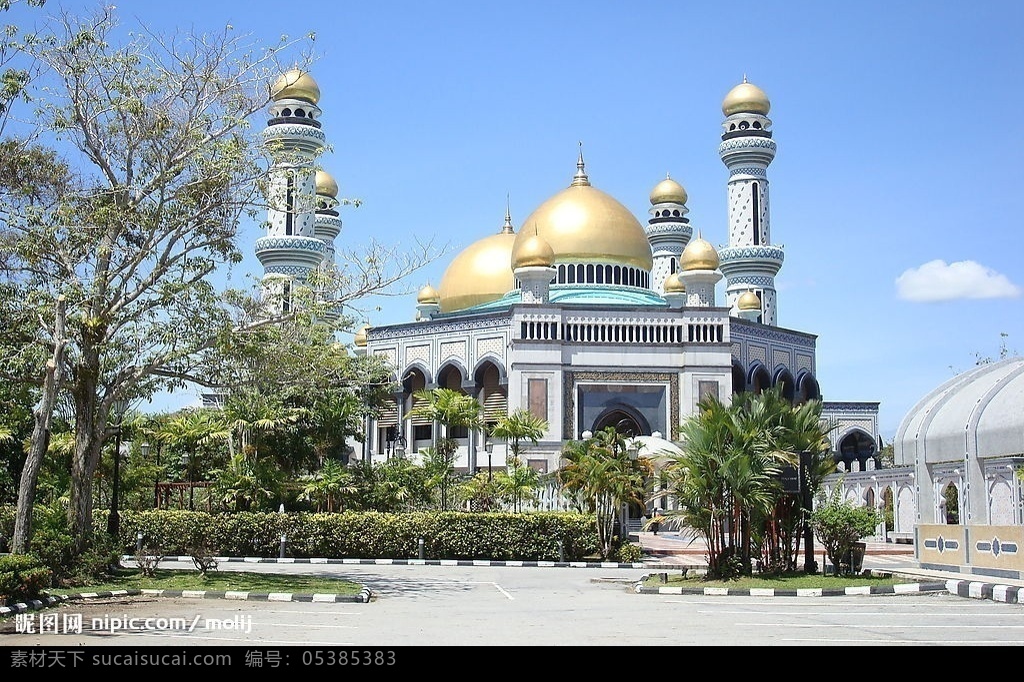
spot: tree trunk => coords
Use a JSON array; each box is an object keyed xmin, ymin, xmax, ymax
[
  {"xmin": 67, "ymin": 363, "xmax": 106, "ymax": 550},
  {"xmin": 11, "ymin": 297, "xmax": 67, "ymax": 554}
]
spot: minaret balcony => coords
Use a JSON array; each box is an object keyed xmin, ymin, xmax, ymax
[
  {"xmin": 718, "ymin": 245, "xmax": 784, "ymax": 275},
  {"xmin": 262, "ymin": 124, "xmax": 327, "ymax": 155},
  {"xmin": 255, "ymin": 235, "xmax": 326, "ymax": 269}
]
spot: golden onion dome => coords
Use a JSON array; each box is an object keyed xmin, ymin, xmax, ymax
[
  {"xmin": 722, "ymin": 78, "xmax": 770, "ymax": 116},
  {"xmin": 315, "ymin": 169, "xmax": 339, "ymax": 198},
  {"xmin": 663, "ymin": 272, "xmax": 686, "ymax": 293},
  {"xmin": 513, "ymin": 230, "xmax": 555, "ymax": 268},
  {"xmin": 737, "ymin": 289, "xmax": 761, "ymax": 311},
  {"xmin": 511, "ymin": 173, "xmax": 653, "ymax": 272},
  {"xmin": 680, "ymin": 234, "xmax": 720, "ymax": 271},
  {"xmin": 271, "ymin": 69, "xmax": 320, "ymax": 104},
  {"xmin": 650, "ymin": 175, "xmax": 688, "ymax": 205},
  {"xmin": 417, "ymin": 283, "xmax": 440, "ymax": 305},
  {"xmin": 354, "ymin": 324, "xmax": 369, "ymax": 347},
  {"xmin": 437, "ymin": 229, "xmax": 518, "ymax": 313}
]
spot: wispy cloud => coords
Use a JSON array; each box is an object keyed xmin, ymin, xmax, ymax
[{"xmin": 896, "ymin": 260, "xmax": 1022, "ymax": 302}]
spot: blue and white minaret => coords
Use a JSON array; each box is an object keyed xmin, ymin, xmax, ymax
[
  {"xmin": 717, "ymin": 77, "xmax": 785, "ymax": 326},
  {"xmin": 645, "ymin": 175, "xmax": 693, "ymax": 295},
  {"xmin": 255, "ymin": 69, "xmax": 327, "ymax": 314}
]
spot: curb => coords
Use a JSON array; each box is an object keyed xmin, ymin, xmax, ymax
[
  {"xmin": 166, "ymin": 556, "xmax": 652, "ymax": 569},
  {"xmin": 633, "ymin": 579, "xmax": 950, "ymax": 598}
]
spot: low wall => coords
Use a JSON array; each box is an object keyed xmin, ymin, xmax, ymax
[{"xmin": 917, "ymin": 524, "xmax": 1023, "ymax": 581}]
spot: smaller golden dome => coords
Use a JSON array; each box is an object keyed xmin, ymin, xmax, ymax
[
  {"xmin": 271, "ymin": 69, "xmax": 320, "ymax": 104},
  {"xmin": 663, "ymin": 272, "xmax": 686, "ymax": 293},
  {"xmin": 417, "ymin": 283, "xmax": 440, "ymax": 305},
  {"xmin": 315, "ymin": 169, "xmax": 338, "ymax": 198},
  {"xmin": 354, "ymin": 324, "xmax": 369, "ymax": 347},
  {"xmin": 722, "ymin": 78, "xmax": 770, "ymax": 116},
  {"xmin": 513, "ymin": 229, "xmax": 555, "ymax": 268},
  {"xmin": 680, "ymin": 235, "xmax": 720, "ymax": 271},
  {"xmin": 650, "ymin": 175, "xmax": 688, "ymax": 205},
  {"xmin": 737, "ymin": 290, "xmax": 761, "ymax": 311}
]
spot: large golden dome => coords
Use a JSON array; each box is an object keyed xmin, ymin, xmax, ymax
[
  {"xmin": 722, "ymin": 78, "xmax": 770, "ymax": 116},
  {"xmin": 650, "ymin": 175, "xmax": 688, "ymax": 205},
  {"xmin": 315, "ymin": 169, "xmax": 338, "ymax": 198},
  {"xmin": 438, "ymin": 228, "xmax": 517, "ymax": 313},
  {"xmin": 271, "ymin": 69, "xmax": 320, "ymax": 104},
  {"xmin": 680, "ymin": 234, "xmax": 720, "ymax": 271},
  {"xmin": 511, "ymin": 160, "xmax": 653, "ymax": 271}
]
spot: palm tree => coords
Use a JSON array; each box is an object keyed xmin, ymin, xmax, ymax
[
  {"xmin": 556, "ymin": 427, "xmax": 652, "ymax": 560},
  {"xmin": 300, "ymin": 459, "xmax": 357, "ymax": 512},
  {"xmin": 489, "ymin": 409, "xmax": 547, "ymax": 510},
  {"xmin": 406, "ymin": 387, "xmax": 485, "ymax": 509}
]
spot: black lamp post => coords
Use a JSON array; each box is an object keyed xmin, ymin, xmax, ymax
[
  {"xmin": 386, "ymin": 428, "xmax": 407, "ymax": 460},
  {"xmin": 106, "ymin": 399, "xmax": 128, "ymax": 541}
]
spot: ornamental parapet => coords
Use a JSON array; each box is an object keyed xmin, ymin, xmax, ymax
[
  {"xmin": 718, "ymin": 245, "xmax": 784, "ymax": 274},
  {"xmin": 262, "ymin": 124, "xmax": 327, "ymax": 154},
  {"xmin": 255, "ymin": 235, "xmax": 326, "ymax": 269}
]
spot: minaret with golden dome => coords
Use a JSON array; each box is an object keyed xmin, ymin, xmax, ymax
[
  {"xmin": 416, "ymin": 283, "xmax": 441, "ymax": 320},
  {"xmin": 646, "ymin": 174, "xmax": 694, "ymax": 295},
  {"xmin": 717, "ymin": 76, "xmax": 784, "ymax": 325},
  {"xmin": 677, "ymin": 232, "xmax": 722, "ymax": 307},
  {"xmin": 513, "ymin": 226, "xmax": 556, "ymax": 304},
  {"xmin": 255, "ymin": 69, "xmax": 329, "ymax": 313}
]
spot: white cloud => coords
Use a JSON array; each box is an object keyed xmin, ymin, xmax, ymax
[{"xmin": 896, "ymin": 260, "xmax": 1022, "ymax": 302}]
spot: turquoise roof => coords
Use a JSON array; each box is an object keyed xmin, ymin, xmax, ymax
[{"xmin": 450, "ymin": 284, "xmax": 669, "ymax": 314}]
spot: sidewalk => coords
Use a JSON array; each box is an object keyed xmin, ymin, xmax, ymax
[{"xmin": 635, "ymin": 530, "xmax": 1024, "ymax": 595}]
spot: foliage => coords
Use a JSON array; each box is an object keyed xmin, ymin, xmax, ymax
[
  {"xmin": 556, "ymin": 427, "xmax": 653, "ymax": 560},
  {"xmin": 659, "ymin": 388, "xmax": 835, "ymax": 579},
  {"xmin": 810, "ymin": 485, "xmax": 880, "ymax": 575},
  {"xmin": 210, "ymin": 452, "xmax": 286, "ymax": 512},
  {"xmin": 0, "ymin": 553, "xmax": 51, "ymax": 606},
  {"xmin": 407, "ymin": 388, "xmax": 485, "ymax": 509},
  {"xmin": 299, "ymin": 459, "xmax": 356, "ymax": 512}
]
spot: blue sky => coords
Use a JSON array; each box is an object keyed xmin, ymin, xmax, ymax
[{"xmin": 10, "ymin": 1, "xmax": 1024, "ymax": 439}]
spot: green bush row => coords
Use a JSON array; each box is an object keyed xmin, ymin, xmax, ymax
[
  {"xmin": 0, "ymin": 554, "xmax": 52, "ymax": 606},
  {"xmin": 112, "ymin": 509, "xmax": 601, "ymax": 560}
]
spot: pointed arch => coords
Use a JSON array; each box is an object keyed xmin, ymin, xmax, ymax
[
  {"xmin": 592, "ymin": 406, "xmax": 650, "ymax": 438},
  {"xmin": 747, "ymin": 361, "xmax": 772, "ymax": 395},
  {"xmin": 731, "ymin": 358, "xmax": 746, "ymax": 395},
  {"xmin": 772, "ymin": 367, "xmax": 796, "ymax": 403},
  {"xmin": 795, "ymin": 370, "xmax": 820, "ymax": 403}
]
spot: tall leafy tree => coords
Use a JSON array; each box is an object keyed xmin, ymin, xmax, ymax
[
  {"xmin": 406, "ymin": 387, "xmax": 484, "ymax": 510},
  {"xmin": 0, "ymin": 6, "xmax": 443, "ymax": 551}
]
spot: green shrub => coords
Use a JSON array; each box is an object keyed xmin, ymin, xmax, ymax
[
  {"xmin": 0, "ymin": 554, "xmax": 52, "ymax": 605},
  {"xmin": 811, "ymin": 485, "xmax": 880, "ymax": 575}
]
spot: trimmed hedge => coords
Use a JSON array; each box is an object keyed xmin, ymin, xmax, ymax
[{"xmin": 117, "ymin": 510, "xmax": 601, "ymax": 560}]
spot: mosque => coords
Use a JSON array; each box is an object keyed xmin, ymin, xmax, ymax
[
  {"xmin": 255, "ymin": 68, "xmax": 882, "ymax": 477},
  {"xmin": 256, "ymin": 70, "xmax": 1024, "ymax": 581}
]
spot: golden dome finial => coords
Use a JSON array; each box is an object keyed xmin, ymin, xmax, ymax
[
  {"xmin": 571, "ymin": 141, "xmax": 590, "ymax": 187},
  {"xmin": 501, "ymin": 194, "xmax": 515, "ymax": 234},
  {"xmin": 680, "ymin": 232, "xmax": 720, "ymax": 271},
  {"xmin": 271, "ymin": 68, "xmax": 321, "ymax": 104},
  {"xmin": 354, "ymin": 324, "xmax": 369, "ymax": 347},
  {"xmin": 737, "ymin": 288, "xmax": 761, "ymax": 311},
  {"xmin": 315, "ymin": 169, "xmax": 339, "ymax": 198},
  {"xmin": 663, "ymin": 272, "xmax": 686, "ymax": 293},
  {"xmin": 722, "ymin": 77, "xmax": 770, "ymax": 116},
  {"xmin": 417, "ymin": 283, "xmax": 440, "ymax": 305},
  {"xmin": 650, "ymin": 174, "xmax": 688, "ymax": 205},
  {"xmin": 513, "ymin": 223, "xmax": 555, "ymax": 269}
]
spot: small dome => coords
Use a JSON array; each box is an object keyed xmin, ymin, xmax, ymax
[
  {"xmin": 315, "ymin": 169, "xmax": 339, "ymax": 198},
  {"xmin": 722, "ymin": 78, "xmax": 770, "ymax": 116},
  {"xmin": 650, "ymin": 175, "xmax": 688, "ymax": 205},
  {"xmin": 663, "ymin": 272, "xmax": 686, "ymax": 293},
  {"xmin": 680, "ymin": 235, "xmax": 720, "ymax": 271},
  {"xmin": 271, "ymin": 69, "xmax": 320, "ymax": 104},
  {"xmin": 513, "ymin": 230, "xmax": 555, "ymax": 268},
  {"xmin": 417, "ymin": 283, "xmax": 440, "ymax": 305},
  {"xmin": 737, "ymin": 289, "xmax": 761, "ymax": 311},
  {"xmin": 354, "ymin": 325, "xmax": 369, "ymax": 347}
]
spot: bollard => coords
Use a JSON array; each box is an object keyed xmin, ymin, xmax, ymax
[
  {"xmin": 418, "ymin": 538, "xmax": 425, "ymax": 560},
  {"xmin": 279, "ymin": 533, "xmax": 287, "ymax": 559},
  {"xmin": 136, "ymin": 531, "xmax": 144, "ymax": 555},
  {"xmin": 558, "ymin": 540, "xmax": 564, "ymax": 563}
]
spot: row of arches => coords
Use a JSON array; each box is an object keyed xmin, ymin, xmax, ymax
[{"xmin": 731, "ymin": 360, "xmax": 820, "ymax": 403}]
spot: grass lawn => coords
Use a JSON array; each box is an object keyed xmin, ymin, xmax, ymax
[
  {"xmin": 52, "ymin": 567, "xmax": 364, "ymax": 596},
  {"xmin": 641, "ymin": 570, "xmax": 915, "ymax": 590}
]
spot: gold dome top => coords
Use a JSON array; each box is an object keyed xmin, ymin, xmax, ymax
[
  {"xmin": 680, "ymin": 234, "xmax": 720, "ymax": 271},
  {"xmin": 417, "ymin": 283, "xmax": 440, "ymax": 305},
  {"xmin": 438, "ymin": 228, "xmax": 518, "ymax": 313},
  {"xmin": 271, "ymin": 69, "xmax": 320, "ymax": 104},
  {"xmin": 722, "ymin": 77, "xmax": 770, "ymax": 116},
  {"xmin": 354, "ymin": 324, "xmax": 369, "ymax": 347},
  {"xmin": 650, "ymin": 175, "xmax": 688, "ymax": 205},
  {"xmin": 737, "ymin": 289, "xmax": 761, "ymax": 311},
  {"xmin": 315, "ymin": 169, "xmax": 339, "ymax": 198},
  {"xmin": 663, "ymin": 272, "xmax": 686, "ymax": 293},
  {"xmin": 511, "ymin": 160, "xmax": 653, "ymax": 272},
  {"xmin": 513, "ymin": 229, "xmax": 555, "ymax": 268}
]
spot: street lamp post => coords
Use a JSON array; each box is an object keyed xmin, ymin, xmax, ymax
[
  {"xmin": 106, "ymin": 399, "xmax": 128, "ymax": 543},
  {"xmin": 386, "ymin": 427, "xmax": 407, "ymax": 460},
  {"xmin": 484, "ymin": 439, "xmax": 494, "ymax": 482}
]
